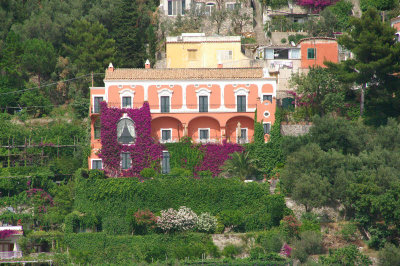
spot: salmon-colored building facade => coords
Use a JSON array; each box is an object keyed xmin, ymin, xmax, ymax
[
  {"xmin": 298, "ymin": 38, "xmax": 339, "ymax": 69},
  {"xmin": 88, "ymin": 64, "xmax": 277, "ymax": 169}
]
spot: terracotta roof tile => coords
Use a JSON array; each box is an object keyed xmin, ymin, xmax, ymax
[{"xmin": 105, "ymin": 68, "xmax": 265, "ymax": 80}]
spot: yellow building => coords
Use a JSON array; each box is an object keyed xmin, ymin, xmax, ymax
[{"xmin": 166, "ymin": 33, "xmax": 253, "ymax": 68}]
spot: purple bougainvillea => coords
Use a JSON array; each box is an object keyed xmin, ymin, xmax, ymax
[
  {"xmin": 0, "ymin": 230, "xmax": 19, "ymax": 239},
  {"xmin": 99, "ymin": 102, "xmax": 163, "ymax": 178},
  {"xmin": 296, "ymin": 0, "xmax": 337, "ymax": 11},
  {"xmin": 195, "ymin": 140, "xmax": 243, "ymax": 176}
]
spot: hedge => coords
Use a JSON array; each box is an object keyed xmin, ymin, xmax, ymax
[
  {"xmin": 63, "ymin": 232, "xmax": 219, "ymax": 264},
  {"xmin": 74, "ymin": 171, "xmax": 287, "ymax": 234}
]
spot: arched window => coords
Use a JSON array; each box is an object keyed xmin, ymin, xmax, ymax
[{"xmin": 117, "ymin": 118, "xmax": 136, "ymax": 144}]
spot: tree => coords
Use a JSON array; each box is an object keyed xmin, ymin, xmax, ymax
[
  {"xmin": 63, "ymin": 19, "xmax": 116, "ymax": 94},
  {"xmin": 22, "ymin": 38, "xmax": 56, "ymax": 87},
  {"xmin": 289, "ymin": 67, "xmax": 346, "ymax": 117},
  {"xmin": 379, "ymin": 243, "xmax": 400, "ymax": 266},
  {"xmin": 112, "ymin": 0, "xmax": 155, "ymax": 68},
  {"xmin": 326, "ymin": 8, "xmax": 400, "ymax": 124},
  {"xmin": 210, "ymin": 6, "xmax": 227, "ymax": 35},
  {"xmin": 221, "ymin": 151, "xmax": 258, "ymax": 180},
  {"xmin": 230, "ymin": 6, "xmax": 251, "ymax": 35},
  {"xmin": 292, "ymin": 173, "xmax": 330, "ymax": 212},
  {"xmin": 360, "ymin": 0, "xmax": 397, "ymax": 11},
  {"xmin": 0, "ymin": 31, "xmax": 27, "ymax": 110}
]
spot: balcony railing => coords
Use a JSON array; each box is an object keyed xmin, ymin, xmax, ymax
[
  {"xmin": 0, "ymin": 251, "xmax": 22, "ymax": 259},
  {"xmin": 91, "ymin": 102, "xmax": 259, "ymax": 113}
]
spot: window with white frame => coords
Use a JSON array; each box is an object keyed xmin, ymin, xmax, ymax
[
  {"xmin": 161, "ymin": 96, "xmax": 170, "ymax": 113},
  {"xmin": 196, "ymin": 88, "xmax": 211, "ymax": 113},
  {"xmin": 117, "ymin": 118, "xmax": 136, "ymax": 144},
  {"xmin": 237, "ymin": 128, "xmax": 247, "ymax": 143},
  {"xmin": 263, "ymin": 94, "xmax": 273, "ymax": 103},
  {"xmin": 199, "ymin": 129, "xmax": 210, "ymax": 141},
  {"xmin": 199, "ymin": 96, "xmax": 208, "ymax": 112},
  {"xmin": 158, "ymin": 88, "xmax": 173, "ymax": 113},
  {"xmin": 168, "ymin": 0, "xmax": 186, "ymax": 16},
  {"xmin": 93, "ymin": 96, "xmax": 103, "ymax": 113},
  {"xmin": 217, "ymin": 50, "xmax": 233, "ymax": 62},
  {"xmin": 205, "ymin": 3, "xmax": 215, "ymax": 16},
  {"xmin": 122, "ymin": 96, "xmax": 132, "ymax": 108},
  {"xmin": 92, "ymin": 160, "xmax": 102, "ymax": 170},
  {"xmin": 119, "ymin": 89, "xmax": 135, "ymax": 109},
  {"xmin": 161, "ymin": 129, "xmax": 172, "ymax": 142},
  {"xmin": 121, "ymin": 153, "xmax": 131, "ymax": 170},
  {"xmin": 263, "ymin": 123, "xmax": 271, "ymax": 134},
  {"xmin": 226, "ymin": 2, "xmax": 240, "ymax": 10},
  {"xmin": 237, "ymin": 95, "xmax": 246, "ymax": 112},
  {"xmin": 234, "ymin": 88, "xmax": 249, "ymax": 112}
]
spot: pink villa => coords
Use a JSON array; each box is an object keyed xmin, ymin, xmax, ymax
[{"xmin": 88, "ymin": 63, "xmax": 277, "ymax": 170}]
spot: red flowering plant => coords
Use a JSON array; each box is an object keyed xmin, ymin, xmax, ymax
[
  {"xmin": 280, "ymin": 215, "xmax": 301, "ymax": 239},
  {"xmin": 99, "ymin": 102, "xmax": 163, "ymax": 178},
  {"xmin": 132, "ymin": 209, "xmax": 158, "ymax": 235},
  {"xmin": 195, "ymin": 140, "xmax": 243, "ymax": 177},
  {"xmin": 280, "ymin": 243, "xmax": 292, "ymax": 257}
]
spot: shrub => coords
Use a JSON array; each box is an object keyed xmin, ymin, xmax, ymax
[
  {"xmin": 157, "ymin": 206, "xmax": 198, "ymax": 233},
  {"xmin": 140, "ymin": 168, "xmax": 156, "ymax": 179},
  {"xmin": 133, "ymin": 209, "xmax": 157, "ymax": 235},
  {"xmin": 378, "ymin": 243, "xmax": 400, "ymax": 266},
  {"xmin": 256, "ymin": 228, "xmax": 284, "ymax": 253},
  {"xmin": 218, "ymin": 210, "xmax": 245, "ymax": 232},
  {"xmin": 196, "ymin": 213, "xmax": 217, "ymax": 233},
  {"xmin": 222, "ymin": 244, "xmax": 242, "ymax": 258},
  {"xmin": 291, "ymin": 231, "xmax": 322, "ymax": 263},
  {"xmin": 280, "ymin": 215, "xmax": 300, "ymax": 239},
  {"xmin": 320, "ymin": 245, "xmax": 372, "ymax": 265},
  {"xmin": 300, "ymin": 212, "xmax": 321, "ymax": 232},
  {"xmin": 281, "ymin": 38, "xmax": 287, "ymax": 44},
  {"xmin": 340, "ymin": 222, "xmax": 358, "ymax": 242}
]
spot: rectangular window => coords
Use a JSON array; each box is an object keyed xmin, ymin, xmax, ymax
[
  {"xmin": 161, "ymin": 96, "xmax": 170, "ymax": 113},
  {"xmin": 289, "ymin": 48, "xmax": 301, "ymax": 59},
  {"xmin": 161, "ymin": 129, "xmax": 172, "ymax": 142},
  {"xmin": 263, "ymin": 123, "xmax": 271, "ymax": 134},
  {"xmin": 217, "ymin": 50, "xmax": 233, "ymax": 62},
  {"xmin": 263, "ymin": 95, "xmax": 273, "ymax": 103},
  {"xmin": 92, "ymin": 160, "xmax": 102, "ymax": 170},
  {"xmin": 199, "ymin": 129, "xmax": 209, "ymax": 140},
  {"xmin": 168, "ymin": 1, "xmax": 172, "ymax": 15},
  {"xmin": 121, "ymin": 153, "xmax": 131, "ymax": 170},
  {"xmin": 237, "ymin": 95, "xmax": 246, "ymax": 112},
  {"xmin": 265, "ymin": 48, "xmax": 274, "ymax": 59},
  {"xmin": 93, "ymin": 97, "xmax": 103, "ymax": 113},
  {"xmin": 161, "ymin": 151, "xmax": 170, "ymax": 174},
  {"xmin": 307, "ymin": 48, "xmax": 316, "ymax": 59},
  {"xmin": 169, "ymin": 0, "xmax": 183, "ymax": 16},
  {"xmin": 188, "ymin": 49, "xmax": 197, "ymax": 60},
  {"xmin": 237, "ymin": 128, "xmax": 247, "ymax": 143},
  {"xmin": 122, "ymin": 96, "xmax": 132, "ymax": 108},
  {"xmin": 94, "ymin": 120, "xmax": 101, "ymax": 139},
  {"xmin": 199, "ymin": 96, "xmax": 208, "ymax": 112},
  {"xmin": 205, "ymin": 3, "xmax": 215, "ymax": 16}
]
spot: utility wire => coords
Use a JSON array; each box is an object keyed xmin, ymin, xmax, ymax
[{"xmin": 0, "ymin": 73, "xmax": 105, "ymax": 96}]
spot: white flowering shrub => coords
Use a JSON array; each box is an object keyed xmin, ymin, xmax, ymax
[
  {"xmin": 196, "ymin": 212, "xmax": 217, "ymax": 233},
  {"xmin": 157, "ymin": 206, "xmax": 198, "ymax": 232}
]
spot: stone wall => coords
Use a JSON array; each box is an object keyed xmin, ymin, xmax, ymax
[{"xmin": 280, "ymin": 123, "xmax": 312, "ymax": 136}]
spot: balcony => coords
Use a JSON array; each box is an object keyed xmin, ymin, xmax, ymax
[{"xmin": 0, "ymin": 251, "xmax": 22, "ymax": 259}]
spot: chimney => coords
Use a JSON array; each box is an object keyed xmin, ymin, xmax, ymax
[
  {"xmin": 108, "ymin": 62, "xmax": 114, "ymax": 72},
  {"xmin": 145, "ymin": 59, "xmax": 151, "ymax": 69},
  {"xmin": 217, "ymin": 63, "xmax": 223, "ymax": 68}
]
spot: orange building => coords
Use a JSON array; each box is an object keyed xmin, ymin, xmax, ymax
[
  {"xmin": 88, "ymin": 63, "xmax": 277, "ymax": 169},
  {"xmin": 391, "ymin": 16, "xmax": 400, "ymax": 42},
  {"xmin": 298, "ymin": 37, "xmax": 338, "ymax": 69}
]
